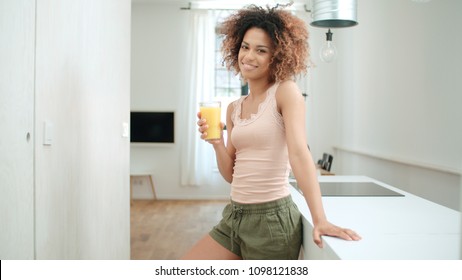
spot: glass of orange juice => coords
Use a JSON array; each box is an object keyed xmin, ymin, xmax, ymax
[{"xmin": 199, "ymin": 101, "xmax": 221, "ymax": 140}]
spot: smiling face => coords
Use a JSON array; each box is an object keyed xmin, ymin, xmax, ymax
[{"xmin": 238, "ymin": 27, "xmax": 273, "ymax": 82}]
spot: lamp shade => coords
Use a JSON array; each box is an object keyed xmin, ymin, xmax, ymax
[{"xmin": 310, "ymin": 0, "xmax": 358, "ymax": 28}]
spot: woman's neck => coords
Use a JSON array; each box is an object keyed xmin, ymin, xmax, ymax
[{"xmin": 247, "ymin": 79, "xmax": 273, "ymax": 99}]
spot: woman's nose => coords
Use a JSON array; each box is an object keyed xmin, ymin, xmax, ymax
[{"xmin": 244, "ymin": 49, "xmax": 256, "ymax": 60}]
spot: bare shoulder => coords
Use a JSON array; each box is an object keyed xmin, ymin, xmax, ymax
[
  {"xmin": 227, "ymin": 100, "xmax": 235, "ymax": 111},
  {"xmin": 227, "ymin": 99, "xmax": 239, "ymax": 115},
  {"xmin": 275, "ymin": 80, "xmax": 303, "ymax": 109},
  {"xmin": 277, "ymin": 80, "xmax": 299, "ymax": 92}
]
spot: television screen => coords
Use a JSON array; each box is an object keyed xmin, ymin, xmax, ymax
[{"xmin": 130, "ymin": 112, "xmax": 174, "ymax": 143}]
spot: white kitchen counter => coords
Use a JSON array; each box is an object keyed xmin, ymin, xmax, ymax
[{"xmin": 290, "ymin": 176, "xmax": 461, "ymax": 260}]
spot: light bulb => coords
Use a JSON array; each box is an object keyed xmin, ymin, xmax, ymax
[{"xmin": 320, "ymin": 29, "xmax": 337, "ymax": 63}]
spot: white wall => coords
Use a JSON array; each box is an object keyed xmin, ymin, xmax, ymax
[
  {"xmin": 306, "ymin": 25, "xmax": 339, "ymax": 162},
  {"xmin": 332, "ymin": 0, "xmax": 462, "ymax": 210}
]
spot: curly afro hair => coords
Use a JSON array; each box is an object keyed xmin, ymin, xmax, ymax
[{"xmin": 219, "ymin": 4, "xmax": 309, "ymax": 83}]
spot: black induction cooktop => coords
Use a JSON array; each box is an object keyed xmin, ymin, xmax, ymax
[{"xmin": 292, "ymin": 181, "xmax": 404, "ymax": 197}]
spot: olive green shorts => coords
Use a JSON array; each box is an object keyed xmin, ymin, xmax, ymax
[{"xmin": 209, "ymin": 195, "xmax": 302, "ymax": 260}]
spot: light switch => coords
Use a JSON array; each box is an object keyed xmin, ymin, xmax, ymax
[{"xmin": 43, "ymin": 121, "xmax": 53, "ymax": 145}]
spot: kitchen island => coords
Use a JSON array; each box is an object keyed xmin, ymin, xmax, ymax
[{"xmin": 290, "ymin": 176, "xmax": 461, "ymax": 259}]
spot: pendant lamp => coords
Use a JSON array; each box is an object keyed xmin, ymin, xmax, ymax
[
  {"xmin": 309, "ymin": 0, "xmax": 358, "ymax": 62},
  {"xmin": 310, "ymin": 0, "xmax": 358, "ymax": 28}
]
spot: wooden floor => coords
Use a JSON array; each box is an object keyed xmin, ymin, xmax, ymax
[{"xmin": 130, "ymin": 199, "xmax": 228, "ymax": 260}]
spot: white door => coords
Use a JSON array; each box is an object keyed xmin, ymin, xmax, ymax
[{"xmin": 0, "ymin": 0, "xmax": 36, "ymax": 259}]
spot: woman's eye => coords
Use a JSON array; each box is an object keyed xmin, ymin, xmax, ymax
[{"xmin": 241, "ymin": 45, "xmax": 248, "ymax": 50}]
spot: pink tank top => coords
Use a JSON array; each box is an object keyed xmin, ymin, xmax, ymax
[{"xmin": 230, "ymin": 83, "xmax": 290, "ymax": 203}]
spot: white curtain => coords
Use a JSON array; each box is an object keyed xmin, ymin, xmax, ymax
[{"xmin": 180, "ymin": 10, "xmax": 217, "ymax": 187}]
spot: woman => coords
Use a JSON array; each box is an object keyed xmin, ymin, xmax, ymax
[{"xmin": 182, "ymin": 4, "xmax": 360, "ymax": 260}]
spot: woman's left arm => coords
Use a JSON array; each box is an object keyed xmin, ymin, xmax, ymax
[{"xmin": 276, "ymin": 81, "xmax": 361, "ymax": 248}]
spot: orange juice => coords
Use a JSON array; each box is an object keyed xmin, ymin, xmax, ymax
[{"xmin": 199, "ymin": 101, "xmax": 221, "ymax": 140}]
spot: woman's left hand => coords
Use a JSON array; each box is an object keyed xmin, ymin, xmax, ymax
[{"xmin": 312, "ymin": 220, "xmax": 361, "ymax": 248}]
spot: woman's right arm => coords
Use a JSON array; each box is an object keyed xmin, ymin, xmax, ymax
[{"xmin": 197, "ymin": 102, "xmax": 236, "ymax": 183}]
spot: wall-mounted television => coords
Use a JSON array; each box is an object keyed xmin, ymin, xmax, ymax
[{"xmin": 130, "ymin": 111, "xmax": 174, "ymax": 143}]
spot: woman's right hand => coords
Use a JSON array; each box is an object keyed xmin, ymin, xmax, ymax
[{"xmin": 197, "ymin": 112, "xmax": 224, "ymax": 145}]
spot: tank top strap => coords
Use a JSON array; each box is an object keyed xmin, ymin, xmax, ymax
[
  {"xmin": 231, "ymin": 96, "xmax": 246, "ymax": 124},
  {"xmin": 267, "ymin": 83, "xmax": 285, "ymax": 130}
]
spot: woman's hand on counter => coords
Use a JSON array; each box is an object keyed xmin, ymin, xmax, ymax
[{"xmin": 313, "ymin": 220, "xmax": 362, "ymax": 248}]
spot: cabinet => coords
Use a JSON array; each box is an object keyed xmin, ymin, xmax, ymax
[{"xmin": 1, "ymin": 0, "xmax": 131, "ymax": 259}]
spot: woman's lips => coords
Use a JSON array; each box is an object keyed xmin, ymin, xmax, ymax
[{"xmin": 241, "ymin": 62, "xmax": 257, "ymax": 71}]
